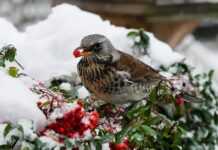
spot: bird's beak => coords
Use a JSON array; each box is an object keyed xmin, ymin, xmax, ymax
[{"xmin": 73, "ymin": 46, "xmax": 92, "ymax": 58}]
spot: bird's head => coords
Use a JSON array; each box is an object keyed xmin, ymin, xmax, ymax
[{"xmin": 73, "ymin": 34, "xmax": 119, "ymax": 60}]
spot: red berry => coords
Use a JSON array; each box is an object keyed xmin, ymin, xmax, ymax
[
  {"xmin": 75, "ymin": 106, "xmax": 81, "ymax": 113},
  {"xmin": 39, "ymin": 129, "xmax": 45, "ymax": 136},
  {"xmin": 67, "ymin": 132, "xmax": 73, "ymax": 137},
  {"xmin": 37, "ymin": 101, "xmax": 42, "ymax": 106},
  {"xmin": 73, "ymin": 50, "xmax": 81, "ymax": 58},
  {"xmin": 177, "ymin": 98, "xmax": 183, "ymax": 105},
  {"xmin": 123, "ymin": 138, "xmax": 129, "ymax": 145},
  {"xmin": 107, "ymin": 127, "xmax": 113, "ymax": 133},
  {"xmin": 77, "ymin": 100, "xmax": 84, "ymax": 107},
  {"xmin": 58, "ymin": 127, "xmax": 65, "ymax": 134},
  {"xmin": 115, "ymin": 143, "xmax": 128, "ymax": 150},
  {"xmin": 58, "ymin": 137, "xmax": 65, "ymax": 143},
  {"xmin": 92, "ymin": 111, "xmax": 99, "ymax": 118},
  {"xmin": 109, "ymin": 142, "xmax": 116, "ymax": 150}
]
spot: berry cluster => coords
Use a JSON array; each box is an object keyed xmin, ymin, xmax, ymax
[{"xmin": 42, "ymin": 101, "xmax": 99, "ymax": 140}]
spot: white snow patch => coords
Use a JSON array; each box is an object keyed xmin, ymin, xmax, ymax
[
  {"xmin": 60, "ymin": 82, "xmax": 71, "ymax": 91},
  {"xmin": 18, "ymin": 119, "xmax": 37, "ymax": 141},
  {"xmin": 0, "ymin": 124, "xmax": 7, "ymax": 145},
  {"xmin": 176, "ymin": 35, "xmax": 218, "ymax": 82},
  {"xmin": 78, "ymin": 86, "xmax": 90, "ymax": 99},
  {"xmin": 39, "ymin": 136, "xmax": 58, "ymax": 148},
  {"xmin": 0, "ymin": 70, "xmax": 46, "ymax": 130},
  {"xmin": 147, "ymin": 33, "xmax": 184, "ymax": 67}
]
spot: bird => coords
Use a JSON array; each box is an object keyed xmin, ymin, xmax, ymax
[{"xmin": 73, "ymin": 34, "xmax": 203, "ymax": 104}]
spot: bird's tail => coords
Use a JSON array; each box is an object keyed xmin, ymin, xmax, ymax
[{"xmin": 182, "ymin": 93, "xmax": 203, "ymax": 103}]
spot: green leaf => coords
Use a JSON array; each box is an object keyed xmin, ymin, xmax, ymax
[
  {"xmin": 140, "ymin": 125, "xmax": 157, "ymax": 137},
  {"xmin": 67, "ymin": 90, "xmax": 78, "ymax": 99},
  {"xmin": 21, "ymin": 147, "xmax": 30, "ymax": 150},
  {"xmin": 127, "ymin": 31, "xmax": 138, "ymax": 38},
  {"xmin": 208, "ymin": 69, "xmax": 214, "ymax": 82},
  {"xmin": 0, "ymin": 56, "xmax": 5, "ymax": 67},
  {"xmin": 33, "ymin": 139, "xmax": 47, "ymax": 149},
  {"xmin": 101, "ymin": 134, "xmax": 114, "ymax": 143},
  {"xmin": 3, "ymin": 124, "xmax": 13, "ymax": 137},
  {"xmin": 8, "ymin": 67, "xmax": 19, "ymax": 77},
  {"xmin": 14, "ymin": 124, "xmax": 24, "ymax": 135},
  {"xmin": 149, "ymin": 87, "xmax": 157, "ymax": 104},
  {"xmin": 64, "ymin": 139, "xmax": 72, "ymax": 148},
  {"xmin": 4, "ymin": 46, "xmax": 16, "ymax": 62},
  {"xmin": 127, "ymin": 105, "xmax": 150, "ymax": 119},
  {"xmin": 0, "ymin": 145, "xmax": 11, "ymax": 150},
  {"xmin": 144, "ymin": 116, "xmax": 160, "ymax": 126},
  {"xmin": 115, "ymin": 127, "xmax": 130, "ymax": 145},
  {"xmin": 95, "ymin": 141, "xmax": 102, "ymax": 150},
  {"xmin": 10, "ymin": 135, "xmax": 19, "ymax": 147},
  {"xmin": 139, "ymin": 31, "xmax": 149, "ymax": 49}
]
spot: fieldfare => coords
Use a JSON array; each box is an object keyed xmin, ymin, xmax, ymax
[{"xmin": 73, "ymin": 34, "xmax": 202, "ymax": 104}]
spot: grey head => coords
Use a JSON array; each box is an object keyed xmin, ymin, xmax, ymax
[{"xmin": 80, "ymin": 34, "xmax": 120, "ymax": 61}]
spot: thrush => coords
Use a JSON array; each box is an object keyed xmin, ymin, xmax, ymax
[{"xmin": 73, "ymin": 34, "xmax": 202, "ymax": 104}]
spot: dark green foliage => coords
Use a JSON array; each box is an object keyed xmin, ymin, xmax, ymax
[
  {"xmin": 0, "ymin": 45, "xmax": 17, "ymax": 67},
  {"xmin": 161, "ymin": 62, "xmax": 218, "ymax": 149}
]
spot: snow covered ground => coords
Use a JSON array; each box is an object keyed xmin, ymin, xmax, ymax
[{"xmin": 0, "ymin": 3, "xmax": 215, "ymax": 131}]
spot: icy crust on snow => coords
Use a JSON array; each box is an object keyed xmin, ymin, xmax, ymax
[{"xmin": 0, "ymin": 4, "xmax": 183, "ymax": 129}]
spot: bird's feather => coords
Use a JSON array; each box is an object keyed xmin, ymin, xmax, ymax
[
  {"xmin": 183, "ymin": 93, "xmax": 203, "ymax": 103},
  {"xmin": 113, "ymin": 51, "xmax": 163, "ymax": 83}
]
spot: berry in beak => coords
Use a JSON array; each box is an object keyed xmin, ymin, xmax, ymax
[{"xmin": 73, "ymin": 47, "xmax": 92, "ymax": 58}]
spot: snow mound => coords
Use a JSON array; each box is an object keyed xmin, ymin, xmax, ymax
[{"xmin": 0, "ymin": 70, "xmax": 46, "ymax": 129}]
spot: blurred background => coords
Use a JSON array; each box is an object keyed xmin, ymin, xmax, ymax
[{"xmin": 1, "ymin": 0, "xmax": 218, "ymax": 80}]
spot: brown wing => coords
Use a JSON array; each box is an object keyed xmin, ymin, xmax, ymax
[{"xmin": 113, "ymin": 50, "xmax": 163, "ymax": 82}]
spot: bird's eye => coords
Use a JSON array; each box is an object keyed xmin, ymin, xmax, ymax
[{"xmin": 92, "ymin": 42, "xmax": 102, "ymax": 51}]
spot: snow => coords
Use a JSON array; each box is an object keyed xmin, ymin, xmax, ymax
[
  {"xmin": 77, "ymin": 86, "xmax": 90, "ymax": 98},
  {"xmin": 0, "ymin": 124, "xmax": 7, "ymax": 145},
  {"xmin": 0, "ymin": 70, "xmax": 46, "ymax": 130},
  {"xmin": 147, "ymin": 33, "xmax": 184, "ymax": 67},
  {"xmin": 0, "ymin": 4, "xmax": 185, "ymax": 132},
  {"xmin": 39, "ymin": 136, "xmax": 59, "ymax": 148},
  {"xmin": 60, "ymin": 82, "xmax": 71, "ymax": 91},
  {"xmin": 18, "ymin": 119, "xmax": 38, "ymax": 141},
  {"xmin": 176, "ymin": 35, "xmax": 218, "ymax": 82}
]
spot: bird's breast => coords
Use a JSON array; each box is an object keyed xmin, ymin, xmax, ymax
[{"xmin": 77, "ymin": 55, "xmax": 115, "ymax": 93}]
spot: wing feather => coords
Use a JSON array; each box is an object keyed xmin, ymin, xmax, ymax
[{"xmin": 113, "ymin": 51, "xmax": 163, "ymax": 82}]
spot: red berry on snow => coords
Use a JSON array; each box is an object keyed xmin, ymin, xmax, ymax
[{"xmin": 73, "ymin": 50, "xmax": 81, "ymax": 58}]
